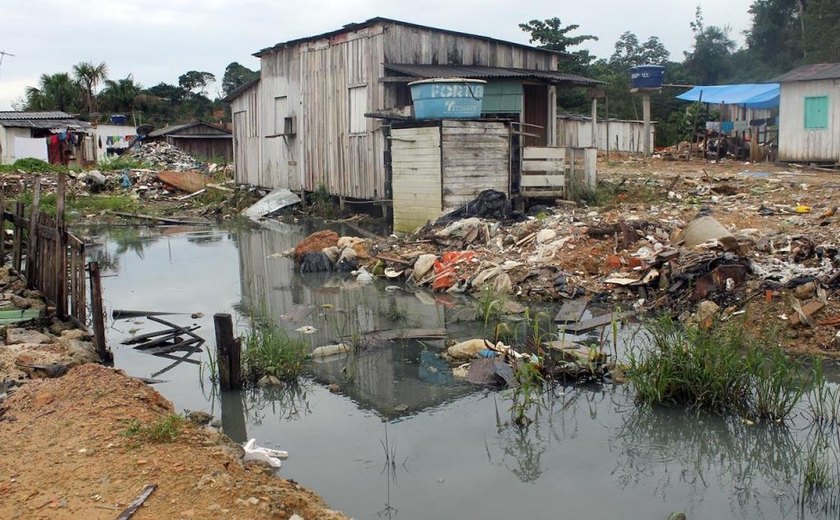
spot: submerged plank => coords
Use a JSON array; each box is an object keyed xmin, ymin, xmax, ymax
[
  {"xmin": 554, "ymin": 298, "xmax": 590, "ymax": 323},
  {"xmin": 560, "ymin": 311, "xmax": 632, "ymax": 334}
]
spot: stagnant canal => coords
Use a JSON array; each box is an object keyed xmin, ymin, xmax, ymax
[{"xmin": 86, "ymin": 222, "xmax": 840, "ymax": 519}]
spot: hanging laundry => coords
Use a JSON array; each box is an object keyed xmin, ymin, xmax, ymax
[{"xmin": 720, "ymin": 121, "xmax": 735, "ymax": 133}]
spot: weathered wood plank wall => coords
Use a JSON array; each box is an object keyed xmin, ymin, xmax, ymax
[
  {"xmin": 231, "ymin": 82, "xmax": 261, "ymax": 186},
  {"xmin": 441, "ymin": 121, "xmax": 509, "ymax": 210},
  {"xmin": 391, "ymin": 126, "xmax": 442, "ymax": 233},
  {"xmin": 778, "ymin": 79, "xmax": 840, "ymax": 162}
]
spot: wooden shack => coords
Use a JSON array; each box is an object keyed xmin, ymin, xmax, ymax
[
  {"xmin": 776, "ymin": 63, "xmax": 840, "ymax": 164},
  {"xmin": 228, "ymin": 17, "xmax": 601, "ymax": 211},
  {"xmin": 147, "ymin": 122, "xmax": 232, "ymax": 162}
]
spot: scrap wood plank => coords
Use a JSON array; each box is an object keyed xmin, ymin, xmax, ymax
[
  {"xmin": 147, "ymin": 315, "xmax": 203, "ymax": 341},
  {"xmin": 116, "ymin": 484, "xmax": 156, "ymax": 520},
  {"xmin": 157, "ymin": 170, "xmax": 208, "ymax": 193},
  {"xmin": 560, "ymin": 311, "xmax": 633, "ymax": 334},
  {"xmin": 142, "ymin": 340, "xmax": 203, "ymax": 356},
  {"xmin": 122, "ymin": 325, "xmax": 200, "ymax": 345},
  {"xmin": 344, "ymin": 328, "xmax": 447, "ymax": 341},
  {"xmin": 279, "ymin": 304, "xmax": 316, "ymax": 323},
  {"xmin": 133, "ymin": 331, "xmax": 200, "ymax": 350},
  {"xmin": 554, "ymin": 298, "xmax": 590, "ymax": 323}
]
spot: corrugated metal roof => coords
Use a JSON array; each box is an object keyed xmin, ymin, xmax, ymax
[
  {"xmin": 255, "ymin": 17, "xmax": 566, "ymax": 58},
  {"xmin": 384, "ymin": 63, "xmax": 601, "ymax": 86},
  {"xmin": 774, "ymin": 62, "xmax": 840, "ymax": 82},
  {"xmin": 0, "ymin": 111, "xmax": 75, "ymax": 121}
]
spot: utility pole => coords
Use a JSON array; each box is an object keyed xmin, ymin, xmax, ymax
[{"xmin": 0, "ymin": 50, "xmax": 15, "ymax": 82}]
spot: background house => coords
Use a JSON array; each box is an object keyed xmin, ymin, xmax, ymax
[
  {"xmin": 0, "ymin": 111, "xmax": 93, "ymax": 165},
  {"xmin": 147, "ymin": 122, "xmax": 233, "ymax": 162},
  {"xmin": 228, "ymin": 18, "xmax": 600, "ymax": 209},
  {"xmin": 775, "ymin": 63, "xmax": 840, "ymax": 164}
]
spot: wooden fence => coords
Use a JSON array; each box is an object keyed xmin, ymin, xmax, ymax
[{"xmin": 0, "ymin": 174, "xmax": 109, "ymax": 359}]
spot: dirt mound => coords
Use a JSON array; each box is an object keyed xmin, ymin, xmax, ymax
[{"xmin": 0, "ymin": 364, "xmax": 346, "ymax": 519}]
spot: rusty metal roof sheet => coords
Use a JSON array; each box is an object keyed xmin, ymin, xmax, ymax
[
  {"xmin": 774, "ymin": 62, "xmax": 840, "ymax": 82},
  {"xmin": 384, "ymin": 63, "xmax": 601, "ymax": 86}
]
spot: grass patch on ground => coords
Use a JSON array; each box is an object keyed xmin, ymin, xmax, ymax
[
  {"xmin": 0, "ymin": 158, "xmax": 73, "ymax": 174},
  {"xmin": 122, "ymin": 414, "xmax": 185, "ymax": 443},
  {"xmin": 97, "ymin": 155, "xmax": 152, "ymax": 171},
  {"xmin": 626, "ymin": 317, "xmax": 810, "ymax": 423},
  {"xmin": 242, "ymin": 318, "xmax": 308, "ymax": 383},
  {"xmin": 17, "ymin": 191, "xmax": 139, "ymax": 220}
]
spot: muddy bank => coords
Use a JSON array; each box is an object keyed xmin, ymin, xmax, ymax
[
  {"xmin": 0, "ymin": 364, "xmax": 346, "ymax": 520},
  {"xmin": 0, "ymin": 263, "xmax": 346, "ymax": 519},
  {"xmin": 0, "ymin": 267, "xmax": 100, "ymax": 383}
]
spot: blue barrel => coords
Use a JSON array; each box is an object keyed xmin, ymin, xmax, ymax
[
  {"xmin": 630, "ymin": 65, "xmax": 665, "ymax": 90},
  {"xmin": 409, "ymin": 78, "xmax": 486, "ymax": 119},
  {"xmin": 109, "ymin": 114, "xmax": 127, "ymax": 125}
]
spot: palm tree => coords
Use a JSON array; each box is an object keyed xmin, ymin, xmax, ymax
[
  {"xmin": 72, "ymin": 61, "xmax": 108, "ymax": 114},
  {"xmin": 99, "ymin": 75, "xmax": 143, "ymax": 114},
  {"xmin": 24, "ymin": 73, "xmax": 81, "ymax": 112}
]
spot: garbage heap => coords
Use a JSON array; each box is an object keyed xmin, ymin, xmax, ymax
[
  {"xmin": 289, "ymin": 193, "xmax": 840, "ymax": 350},
  {"xmin": 130, "ymin": 141, "xmax": 207, "ymax": 172}
]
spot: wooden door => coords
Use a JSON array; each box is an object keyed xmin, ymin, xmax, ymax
[{"xmin": 523, "ymin": 84, "xmax": 549, "ymax": 147}]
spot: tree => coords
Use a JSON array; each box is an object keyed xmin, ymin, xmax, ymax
[
  {"xmin": 683, "ymin": 7, "xmax": 736, "ymax": 84},
  {"xmin": 24, "ymin": 73, "xmax": 81, "ymax": 112},
  {"xmin": 178, "ymin": 70, "xmax": 216, "ymax": 95},
  {"xmin": 746, "ymin": 0, "xmax": 804, "ymax": 74},
  {"xmin": 221, "ymin": 62, "xmax": 259, "ymax": 97},
  {"xmin": 72, "ymin": 61, "xmax": 108, "ymax": 115},
  {"xmin": 801, "ymin": 0, "xmax": 840, "ymax": 64},
  {"xmin": 609, "ymin": 32, "xmax": 669, "ymax": 69},
  {"xmin": 519, "ymin": 17, "xmax": 598, "ymax": 70},
  {"xmin": 99, "ymin": 75, "xmax": 143, "ymax": 113}
]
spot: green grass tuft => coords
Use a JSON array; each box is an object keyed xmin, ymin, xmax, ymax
[
  {"xmin": 242, "ymin": 318, "xmax": 308, "ymax": 383},
  {"xmin": 626, "ymin": 317, "xmax": 810, "ymax": 423},
  {"xmin": 122, "ymin": 414, "xmax": 185, "ymax": 443}
]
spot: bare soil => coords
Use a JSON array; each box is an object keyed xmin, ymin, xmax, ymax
[{"xmin": 0, "ymin": 364, "xmax": 347, "ymax": 520}]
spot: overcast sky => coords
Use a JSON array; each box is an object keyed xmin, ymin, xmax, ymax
[{"xmin": 0, "ymin": 0, "xmax": 754, "ymax": 111}]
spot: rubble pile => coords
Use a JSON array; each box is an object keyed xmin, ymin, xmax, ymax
[
  {"xmin": 288, "ymin": 162, "xmax": 840, "ymax": 353},
  {"xmin": 130, "ymin": 141, "xmax": 206, "ymax": 172}
]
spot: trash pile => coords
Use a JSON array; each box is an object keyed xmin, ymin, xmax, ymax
[
  {"xmin": 445, "ymin": 337, "xmax": 614, "ymax": 388},
  {"xmin": 130, "ymin": 141, "xmax": 207, "ymax": 172},
  {"xmin": 288, "ymin": 161, "xmax": 840, "ymax": 352}
]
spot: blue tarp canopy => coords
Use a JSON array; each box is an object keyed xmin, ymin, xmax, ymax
[{"xmin": 676, "ymin": 83, "xmax": 780, "ymax": 109}]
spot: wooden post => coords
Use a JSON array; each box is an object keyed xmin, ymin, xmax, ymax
[
  {"xmin": 88, "ymin": 262, "xmax": 112, "ymax": 362},
  {"xmin": 12, "ymin": 202, "xmax": 23, "ymax": 272},
  {"xmin": 55, "ymin": 172, "xmax": 67, "ymax": 318},
  {"xmin": 0, "ymin": 192, "xmax": 5, "ymax": 266},
  {"xmin": 214, "ymin": 313, "xmax": 241, "ymax": 390},
  {"xmin": 605, "ymin": 95, "xmax": 610, "ymax": 162},
  {"xmin": 26, "ymin": 177, "xmax": 41, "ymax": 288},
  {"xmin": 642, "ymin": 94, "xmax": 651, "ymax": 157}
]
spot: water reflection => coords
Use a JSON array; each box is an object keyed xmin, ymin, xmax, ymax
[
  {"xmin": 610, "ymin": 404, "xmax": 801, "ymax": 518},
  {"xmin": 88, "ymin": 223, "xmax": 840, "ymax": 520},
  {"xmin": 237, "ymin": 224, "xmax": 478, "ymax": 419}
]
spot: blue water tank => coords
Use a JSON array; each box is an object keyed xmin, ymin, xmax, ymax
[
  {"xmin": 409, "ymin": 78, "xmax": 486, "ymax": 119},
  {"xmin": 630, "ymin": 65, "xmax": 665, "ymax": 91},
  {"xmin": 109, "ymin": 114, "xmax": 127, "ymax": 125}
]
